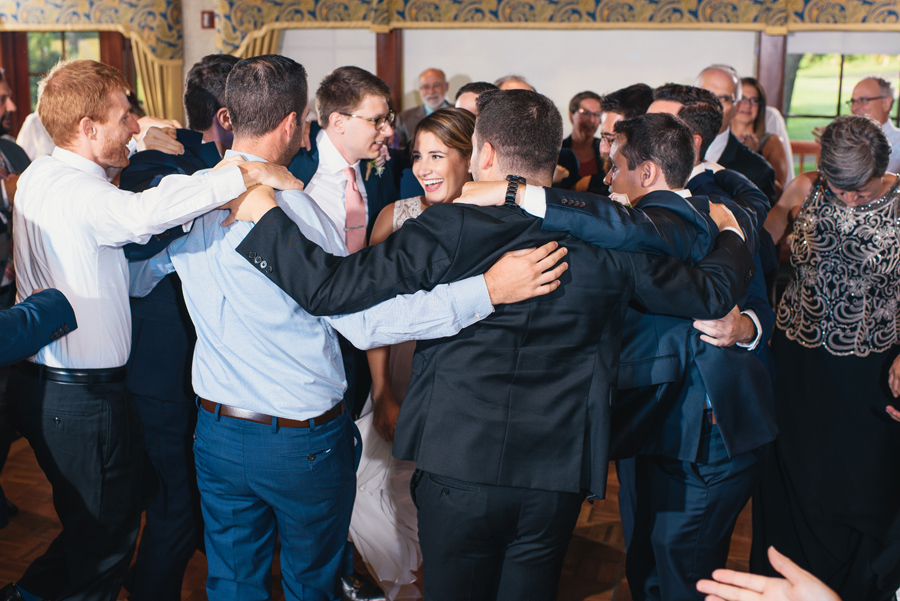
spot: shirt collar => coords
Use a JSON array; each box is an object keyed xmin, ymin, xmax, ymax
[
  {"xmin": 224, "ymin": 149, "xmax": 268, "ymax": 163},
  {"xmin": 52, "ymin": 146, "xmax": 112, "ymax": 182},
  {"xmin": 689, "ymin": 160, "xmax": 720, "ymax": 181},
  {"xmin": 317, "ymin": 127, "xmax": 357, "ymax": 175},
  {"xmin": 704, "ymin": 129, "xmax": 730, "ymax": 163}
]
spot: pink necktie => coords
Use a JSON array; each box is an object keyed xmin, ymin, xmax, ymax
[{"xmin": 343, "ymin": 166, "xmax": 366, "ymax": 253}]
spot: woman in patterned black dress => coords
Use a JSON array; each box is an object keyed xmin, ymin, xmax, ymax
[{"xmin": 758, "ymin": 115, "xmax": 900, "ymax": 600}]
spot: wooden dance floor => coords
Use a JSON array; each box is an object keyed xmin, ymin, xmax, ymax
[{"xmin": 0, "ymin": 436, "xmax": 752, "ymax": 600}]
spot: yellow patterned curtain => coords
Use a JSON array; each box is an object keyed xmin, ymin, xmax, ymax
[
  {"xmin": 215, "ymin": 0, "xmax": 900, "ymax": 53},
  {"xmin": 233, "ymin": 28, "xmax": 283, "ymax": 58},
  {"xmin": 130, "ymin": 35, "xmax": 185, "ymax": 123}
]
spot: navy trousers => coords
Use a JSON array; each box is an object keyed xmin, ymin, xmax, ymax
[
  {"xmin": 194, "ymin": 405, "xmax": 358, "ymax": 601},
  {"xmin": 413, "ymin": 470, "xmax": 584, "ymax": 601},
  {"xmin": 624, "ymin": 424, "xmax": 761, "ymax": 601}
]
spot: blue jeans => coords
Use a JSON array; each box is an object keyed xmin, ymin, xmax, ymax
[{"xmin": 194, "ymin": 405, "xmax": 357, "ymax": 601}]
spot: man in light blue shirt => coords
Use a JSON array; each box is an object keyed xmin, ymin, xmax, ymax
[{"xmin": 129, "ymin": 55, "xmax": 550, "ymax": 601}]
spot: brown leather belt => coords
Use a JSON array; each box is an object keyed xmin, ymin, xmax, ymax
[{"xmin": 199, "ymin": 398, "xmax": 343, "ymax": 428}]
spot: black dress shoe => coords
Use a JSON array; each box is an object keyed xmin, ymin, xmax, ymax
[
  {"xmin": 341, "ymin": 573, "xmax": 386, "ymax": 601},
  {"xmin": 0, "ymin": 583, "xmax": 26, "ymax": 601}
]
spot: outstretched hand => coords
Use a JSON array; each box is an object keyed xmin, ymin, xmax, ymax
[
  {"xmin": 696, "ymin": 546, "xmax": 841, "ymax": 601},
  {"xmin": 484, "ymin": 241, "xmax": 568, "ymax": 305},
  {"xmin": 221, "ymin": 185, "xmax": 277, "ymax": 226},
  {"xmin": 693, "ymin": 306, "xmax": 756, "ymax": 347},
  {"xmin": 708, "ymin": 202, "xmax": 745, "ymax": 240}
]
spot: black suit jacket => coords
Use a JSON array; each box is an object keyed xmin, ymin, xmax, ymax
[
  {"xmin": 235, "ymin": 202, "xmax": 753, "ymax": 497},
  {"xmin": 288, "ymin": 123, "xmax": 399, "ymax": 243},
  {"xmin": 719, "ymin": 132, "xmax": 777, "ymax": 206},
  {"xmin": 0, "ymin": 289, "xmax": 76, "ymax": 366}
]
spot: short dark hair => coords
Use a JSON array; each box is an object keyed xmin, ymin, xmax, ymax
[
  {"xmin": 184, "ymin": 54, "xmax": 240, "ymax": 132},
  {"xmin": 601, "ymin": 83, "xmax": 653, "ymax": 120},
  {"xmin": 653, "ymin": 83, "xmax": 723, "ymax": 158},
  {"xmin": 316, "ymin": 66, "xmax": 391, "ymax": 129},
  {"xmin": 819, "ymin": 115, "xmax": 891, "ymax": 190},
  {"xmin": 475, "ymin": 89, "xmax": 562, "ymax": 179},
  {"xmin": 455, "ymin": 81, "xmax": 498, "ymax": 100},
  {"xmin": 225, "ymin": 55, "xmax": 307, "ymax": 139},
  {"xmin": 613, "ymin": 112, "xmax": 695, "ymax": 189},
  {"xmin": 569, "ymin": 91, "xmax": 602, "ymax": 114}
]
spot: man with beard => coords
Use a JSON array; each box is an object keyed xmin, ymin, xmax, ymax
[
  {"xmin": 396, "ymin": 68, "xmax": 451, "ymax": 150},
  {"xmin": 1, "ymin": 59, "xmax": 299, "ymax": 601}
]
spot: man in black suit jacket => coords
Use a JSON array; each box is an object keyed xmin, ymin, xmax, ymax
[
  {"xmin": 228, "ymin": 91, "xmax": 754, "ymax": 600},
  {"xmin": 697, "ymin": 65, "xmax": 777, "ymax": 206},
  {"xmin": 118, "ymin": 53, "xmax": 237, "ymax": 601}
]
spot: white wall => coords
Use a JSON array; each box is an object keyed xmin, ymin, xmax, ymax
[
  {"xmin": 181, "ymin": 0, "xmax": 218, "ymax": 79},
  {"xmin": 402, "ymin": 29, "xmax": 758, "ymax": 135},
  {"xmin": 787, "ymin": 31, "xmax": 900, "ymax": 55},
  {"xmin": 279, "ymin": 28, "xmax": 377, "ymax": 107}
]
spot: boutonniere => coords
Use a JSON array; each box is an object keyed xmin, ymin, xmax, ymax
[{"xmin": 365, "ymin": 144, "xmax": 390, "ymax": 181}]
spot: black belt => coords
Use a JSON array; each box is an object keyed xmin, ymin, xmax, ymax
[
  {"xmin": 199, "ymin": 398, "xmax": 343, "ymax": 428},
  {"xmin": 17, "ymin": 361, "xmax": 127, "ymax": 385}
]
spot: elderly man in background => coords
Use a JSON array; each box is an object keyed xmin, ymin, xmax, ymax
[
  {"xmin": 849, "ymin": 76, "xmax": 900, "ymax": 173},
  {"xmin": 1, "ymin": 59, "xmax": 296, "ymax": 601},
  {"xmin": 395, "ymin": 68, "xmax": 450, "ymax": 150}
]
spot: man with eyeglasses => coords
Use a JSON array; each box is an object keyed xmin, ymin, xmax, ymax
[
  {"xmin": 849, "ymin": 76, "xmax": 900, "ymax": 173},
  {"xmin": 395, "ymin": 68, "xmax": 451, "ymax": 150},
  {"xmin": 697, "ymin": 65, "xmax": 777, "ymax": 205}
]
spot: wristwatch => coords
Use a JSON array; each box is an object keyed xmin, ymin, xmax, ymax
[{"xmin": 505, "ymin": 175, "xmax": 526, "ymax": 206}]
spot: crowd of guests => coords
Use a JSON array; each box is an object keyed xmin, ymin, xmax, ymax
[{"xmin": 0, "ymin": 52, "xmax": 898, "ymax": 601}]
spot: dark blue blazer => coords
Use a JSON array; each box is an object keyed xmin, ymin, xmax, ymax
[
  {"xmin": 121, "ymin": 129, "xmax": 220, "ymax": 402},
  {"xmin": 719, "ymin": 131, "xmax": 777, "ymax": 207},
  {"xmin": 542, "ymin": 183, "xmax": 777, "ymax": 461},
  {"xmin": 0, "ymin": 289, "xmax": 76, "ymax": 366},
  {"xmin": 288, "ymin": 122, "xmax": 399, "ymax": 242}
]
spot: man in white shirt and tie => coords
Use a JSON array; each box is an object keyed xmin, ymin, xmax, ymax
[{"xmin": 2, "ymin": 59, "xmax": 298, "ymax": 601}]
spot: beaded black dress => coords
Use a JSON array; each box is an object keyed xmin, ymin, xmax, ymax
[{"xmin": 752, "ymin": 176, "xmax": 900, "ymax": 600}]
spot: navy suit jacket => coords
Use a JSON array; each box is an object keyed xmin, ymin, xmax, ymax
[
  {"xmin": 1, "ymin": 289, "xmax": 76, "ymax": 366},
  {"xmin": 120, "ymin": 129, "xmax": 220, "ymax": 402},
  {"xmin": 288, "ymin": 123, "xmax": 399, "ymax": 243},
  {"xmin": 542, "ymin": 183, "xmax": 777, "ymax": 461}
]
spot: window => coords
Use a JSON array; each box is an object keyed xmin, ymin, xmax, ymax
[
  {"xmin": 27, "ymin": 32, "xmax": 101, "ymax": 107},
  {"xmin": 784, "ymin": 53, "xmax": 900, "ymax": 144}
]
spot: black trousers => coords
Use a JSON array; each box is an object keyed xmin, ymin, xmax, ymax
[
  {"xmin": 8, "ymin": 368, "xmax": 145, "ymax": 601},
  {"xmin": 125, "ymin": 392, "xmax": 202, "ymax": 601},
  {"xmin": 412, "ymin": 470, "xmax": 584, "ymax": 601}
]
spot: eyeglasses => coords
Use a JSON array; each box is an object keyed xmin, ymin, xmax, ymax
[
  {"xmin": 576, "ymin": 107, "xmax": 602, "ymax": 119},
  {"xmin": 600, "ymin": 133, "xmax": 617, "ymax": 146},
  {"xmin": 716, "ymin": 95, "xmax": 735, "ymax": 105},
  {"xmin": 847, "ymin": 96, "xmax": 889, "ymax": 106},
  {"xmin": 340, "ymin": 111, "xmax": 395, "ymax": 131},
  {"xmin": 737, "ymin": 97, "xmax": 760, "ymax": 106}
]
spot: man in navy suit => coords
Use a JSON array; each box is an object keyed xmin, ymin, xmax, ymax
[
  {"xmin": 288, "ymin": 66, "xmax": 400, "ymax": 418},
  {"xmin": 0, "ymin": 289, "xmax": 76, "ymax": 528},
  {"xmin": 118, "ymin": 54, "xmax": 238, "ymax": 601}
]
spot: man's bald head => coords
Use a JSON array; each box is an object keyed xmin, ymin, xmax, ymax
[{"xmin": 696, "ymin": 65, "xmax": 741, "ymax": 132}]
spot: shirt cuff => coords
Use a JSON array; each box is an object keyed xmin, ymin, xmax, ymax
[
  {"xmin": 722, "ymin": 226, "xmax": 745, "ymax": 242},
  {"xmin": 736, "ymin": 309, "xmax": 762, "ymax": 351},
  {"xmin": 521, "ymin": 185, "xmax": 547, "ymax": 219},
  {"xmin": 208, "ymin": 164, "xmax": 248, "ymax": 202},
  {"xmin": 449, "ymin": 275, "xmax": 495, "ymax": 328}
]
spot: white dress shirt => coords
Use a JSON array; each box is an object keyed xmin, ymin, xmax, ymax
[
  {"xmin": 704, "ymin": 129, "xmax": 730, "ymax": 164},
  {"xmin": 882, "ymin": 119, "xmax": 900, "ymax": 174},
  {"xmin": 13, "ymin": 147, "xmax": 246, "ymax": 369},
  {"xmin": 304, "ymin": 128, "xmax": 368, "ymax": 245}
]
